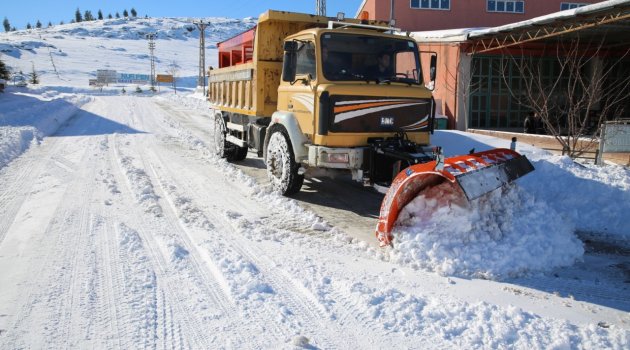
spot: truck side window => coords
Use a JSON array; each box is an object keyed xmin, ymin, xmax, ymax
[{"xmin": 295, "ymin": 41, "xmax": 316, "ymax": 77}]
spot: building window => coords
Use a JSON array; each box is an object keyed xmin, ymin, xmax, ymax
[
  {"xmin": 487, "ymin": 1, "xmax": 525, "ymax": 13},
  {"xmin": 411, "ymin": 0, "xmax": 450, "ymax": 10},
  {"xmin": 560, "ymin": 3, "xmax": 588, "ymax": 10}
]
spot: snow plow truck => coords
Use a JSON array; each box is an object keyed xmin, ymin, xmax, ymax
[{"xmin": 208, "ymin": 10, "xmax": 534, "ymax": 246}]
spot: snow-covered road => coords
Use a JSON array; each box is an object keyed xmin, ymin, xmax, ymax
[{"xmin": 0, "ymin": 95, "xmax": 628, "ymax": 349}]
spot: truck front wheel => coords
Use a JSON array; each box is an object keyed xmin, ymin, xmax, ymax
[{"xmin": 266, "ymin": 127, "xmax": 304, "ymax": 195}]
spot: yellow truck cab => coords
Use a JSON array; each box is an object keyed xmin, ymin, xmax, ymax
[{"xmin": 209, "ymin": 10, "xmax": 438, "ymax": 195}]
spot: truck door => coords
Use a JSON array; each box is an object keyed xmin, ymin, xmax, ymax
[{"xmin": 278, "ymin": 40, "xmax": 316, "ymax": 135}]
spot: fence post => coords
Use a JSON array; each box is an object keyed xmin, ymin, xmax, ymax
[
  {"xmin": 510, "ymin": 137, "xmax": 517, "ymax": 151},
  {"xmin": 596, "ymin": 123, "xmax": 606, "ymax": 166}
]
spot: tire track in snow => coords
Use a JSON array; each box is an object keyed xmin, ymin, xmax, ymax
[
  {"xmin": 146, "ymin": 98, "xmax": 397, "ymax": 348},
  {"xmin": 100, "ymin": 134, "xmax": 184, "ymax": 349},
  {"xmin": 128, "ymin": 137, "xmax": 296, "ymax": 347},
  {"xmin": 110, "ymin": 134, "xmax": 235, "ymax": 348},
  {"xmin": 0, "ymin": 134, "xmax": 77, "ymax": 245},
  {"xmin": 0, "ymin": 136, "xmax": 101, "ymax": 348},
  {"xmin": 141, "ymin": 141, "xmax": 357, "ymax": 349},
  {"xmin": 135, "ymin": 137, "xmax": 325, "ymax": 345}
]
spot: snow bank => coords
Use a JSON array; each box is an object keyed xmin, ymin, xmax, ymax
[
  {"xmin": 520, "ymin": 156, "xmax": 630, "ymax": 241},
  {"xmin": 391, "ymin": 130, "xmax": 628, "ymax": 278},
  {"xmin": 0, "ymin": 88, "xmax": 90, "ymax": 168},
  {"xmin": 391, "ymin": 182, "xmax": 583, "ymax": 279},
  {"xmin": 347, "ymin": 281, "xmax": 628, "ymax": 348},
  {"xmin": 433, "ymin": 130, "xmax": 630, "ymax": 240}
]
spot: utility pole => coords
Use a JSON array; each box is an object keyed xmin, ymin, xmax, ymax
[
  {"xmin": 316, "ymin": 0, "xmax": 326, "ymax": 16},
  {"xmin": 194, "ymin": 20, "xmax": 208, "ymax": 95},
  {"xmin": 146, "ymin": 33, "xmax": 156, "ymax": 90},
  {"xmin": 390, "ymin": 0, "xmax": 395, "ymax": 23}
]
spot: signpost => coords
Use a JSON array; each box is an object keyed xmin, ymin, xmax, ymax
[
  {"xmin": 596, "ymin": 119, "xmax": 630, "ymax": 165},
  {"xmin": 117, "ymin": 73, "xmax": 151, "ymax": 84},
  {"xmin": 156, "ymin": 74, "xmax": 174, "ymax": 83},
  {"xmin": 96, "ymin": 69, "xmax": 117, "ymax": 85}
]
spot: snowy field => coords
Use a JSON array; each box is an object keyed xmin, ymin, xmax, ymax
[{"xmin": 0, "ymin": 16, "xmax": 629, "ymax": 349}]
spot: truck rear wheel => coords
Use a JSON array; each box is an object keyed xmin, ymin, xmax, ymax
[
  {"xmin": 213, "ymin": 114, "xmax": 229, "ymax": 158},
  {"xmin": 266, "ymin": 127, "xmax": 303, "ymax": 195},
  {"xmin": 213, "ymin": 114, "xmax": 248, "ymax": 161}
]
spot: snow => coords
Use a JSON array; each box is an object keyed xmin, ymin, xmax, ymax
[{"xmin": 0, "ymin": 15, "xmax": 629, "ymax": 349}]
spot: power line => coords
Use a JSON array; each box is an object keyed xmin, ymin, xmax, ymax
[
  {"xmin": 194, "ymin": 20, "xmax": 208, "ymax": 95},
  {"xmin": 146, "ymin": 33, "xmax": 156, "ymax": 89}
]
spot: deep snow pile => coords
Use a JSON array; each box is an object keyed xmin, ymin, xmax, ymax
[
  {"xmin": 391, "ymin": 182, "xmax": 583, "ymax": 279},
  {"xmin": 0, "ymin": 89, "xmax": 90, "ymax": 168},
  {"xmin": 520, "ymin": 155, "xmax": 630, "ymax": 241},
  {"xmin": 388, "ymin": 130, "xmax": 629, "ymax": 279},
  {"xmin": 431, "ymin": 130, "xmax": 630, "ymax": 241}
]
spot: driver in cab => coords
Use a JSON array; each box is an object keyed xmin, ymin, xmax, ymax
[{"xmin": 366, "ymin": 52, "xmax": 393, "ymax": 81}]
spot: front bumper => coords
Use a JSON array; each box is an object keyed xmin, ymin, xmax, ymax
[{"xmin": 307, "ymin": 145, "xmax": 365, "ymax": 170}]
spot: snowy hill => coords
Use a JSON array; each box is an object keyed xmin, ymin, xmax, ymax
[{"xmin": 0, "ymin": 16, "xmax": 257, "ymax": 88}]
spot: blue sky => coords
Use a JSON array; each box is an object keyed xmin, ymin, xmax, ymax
[{"xmin": 2, "ymin": 0, "xmax": 364, "ymax": 29}]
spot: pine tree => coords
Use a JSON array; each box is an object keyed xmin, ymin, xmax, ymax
[
  {"xmin": 130, "ymin": 8, "xmax": 137, "ymax": 17},
  {"xmin": 3, "ymin": 17, "xmax": 10, "ymax": 32},
  {"xmin": 75, "ymin": 8, "xmax": 82, "ymax": 23},
  {"xmin": 123, "ymin": 9, "xmax": 129, "ymax": 18},
  {"xmin": 0, "ymin": 58, "xmax": 10, "ymax": 80},
  {"xmin": 11, "ymin": 27, "xmax": 16, "ymax": 31},
  {"xmin": 29, "ymin": 63, "xmax": 39, "ymax": 84},
  {"xmin": 26, "ymin": 23, "xmax": 32, "ymax": 30},
  {"xmin": 98, "ymin": 10, "xmax": 103, "ymax": 20},
  {"xmin": 48, "ymin": 21, "xmax": 52, "ymax": 27},
  {"xmin": 36, "ymin": 20, "xmax": 42, "ymax": 29},
  {"xmin": 59, "ymin": 21, "xmax": 64, "ymax": 25},
  {"xmin": 108, "ymin": 14, "xmax": 113, "ymax": 19},
  {"xmin": 115, "ymin": 12, "xmax": 120, "ymax": 18}
]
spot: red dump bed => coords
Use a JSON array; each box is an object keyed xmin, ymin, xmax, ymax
[{"xmin": 217, "ymin": 27, "xmax": 256, "ymax": 68}]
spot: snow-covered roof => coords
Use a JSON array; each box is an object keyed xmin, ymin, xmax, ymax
[
  {"xmin": 411, "ymin": 28, "xmax": 488, "ymax": 43},
  {"xmin": 411, "ymin": 0, "xmax": 630, "ymax": 42}
]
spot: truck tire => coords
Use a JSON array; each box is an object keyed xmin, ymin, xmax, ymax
[
  {"xmin": 213, "ymin": 114, "xmax": 230, "ymax": 158},
  {"xmin": 266, "ymin": 127, "xmax": 304, "ymax": 195},
  {"xmin": 232, "ymin": 145, "xmax": 248, "ymax": 161},
  {"xmin": 213, "ymin": 114, "xmax": 248, "ymax": 161}
]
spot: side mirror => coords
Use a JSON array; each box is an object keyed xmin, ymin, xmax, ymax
[
  {"xmin": 429, "ymin": 54, "xmax": 437, "ymax": 82},
  {"xmin": 282, "ymin": 41, "xmax": 298, "ymax": 82}
]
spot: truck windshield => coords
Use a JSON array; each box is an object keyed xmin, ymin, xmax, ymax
[{"xmin": 321, "ymin": 33, "xmax": 422, "ymax": 84}]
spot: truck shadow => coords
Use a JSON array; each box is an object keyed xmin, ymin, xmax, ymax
[
  {"xmin": 234, "ymin": 155, "xmax": 383, "ymax": 219},
  {"xmin": 0, "ymin": 92, "xmax": 145, "ymax": 137},
  {"xmin": 294, "ymin": 175, "xmax": 383, "ymax": 220},
  {"xmin": 52, "ymin": 107, "xmax": 145, "ymax": 137}
]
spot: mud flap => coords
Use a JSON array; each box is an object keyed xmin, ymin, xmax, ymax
[{"xmin": 375, "ymin": 149, "xmax": 534, "ymax": 247}]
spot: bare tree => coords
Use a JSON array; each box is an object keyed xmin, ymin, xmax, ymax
[
  {"xmin": 500, "ymin": 34, "xmax": 630, "ymax": 158},
  {"xmin": 167, "ymin": 61, "xmax": 180, "ymax": 94}
]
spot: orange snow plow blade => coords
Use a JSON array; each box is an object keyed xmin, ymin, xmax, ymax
[{"xmin": 375, "ymin": 148, "xmax": 534, "ymax": 246}]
